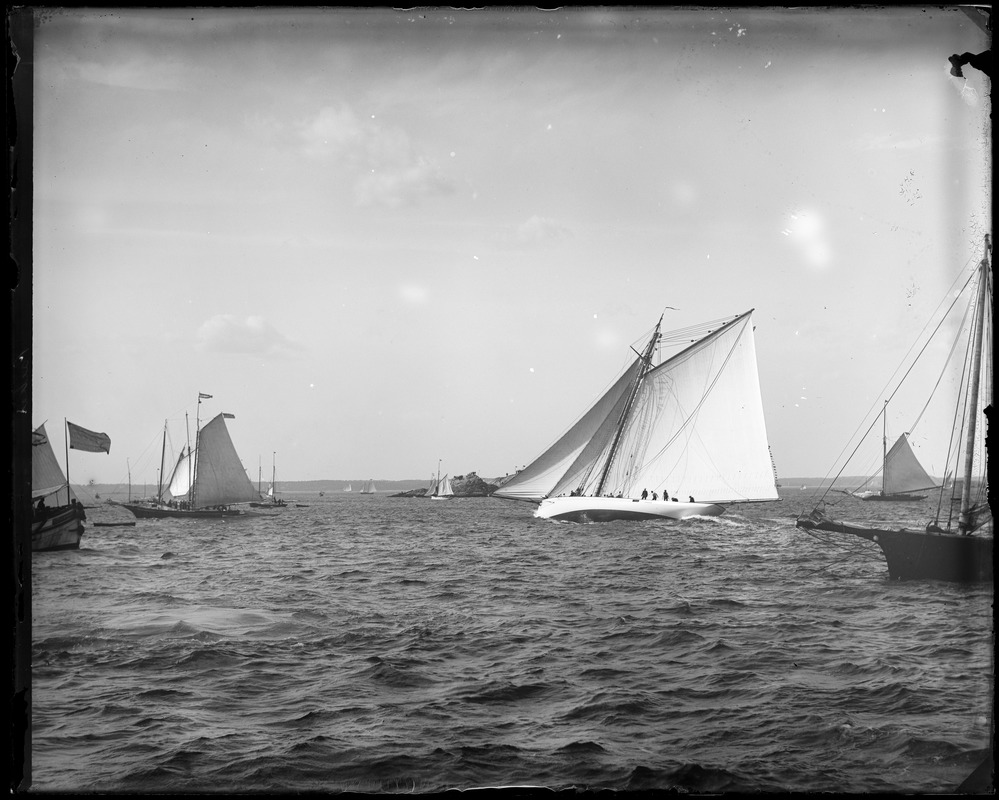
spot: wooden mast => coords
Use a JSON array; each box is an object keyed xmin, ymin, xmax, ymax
[
  {"xmin": 958, "ymin": 235, "xmax": 990, "ymax": 534},
  {"xmin": 881, "ymin": 401, "xmax": 888, "ymax": 497},
  {"xmin": 594, "ymin": 315, "xmax": 663, "ymax": 497}
]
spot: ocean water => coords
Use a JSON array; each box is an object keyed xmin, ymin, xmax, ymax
[{"xmin": 23, "ymin": 491, "xmax": 994, "ymax": 793}]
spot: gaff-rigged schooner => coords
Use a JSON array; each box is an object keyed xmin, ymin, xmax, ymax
[
  {"xmin": 123, "ymin": 394, "xmax": 260, "ymax": 519},
  {"xmin": 428, "ymin": 461, "xmax": 454, "ymax": 500},
  {"xmin": 495, "ymin": 310, "xmax": 779, "ymax": 522},
  {"xmin": 797, "ymin": 236, "xmax": 993, "ymax": 582}
]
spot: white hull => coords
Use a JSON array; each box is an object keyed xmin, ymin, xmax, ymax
[{"xmin": 536, "ymin": 496, "xmax": 726, "ymax": 523}]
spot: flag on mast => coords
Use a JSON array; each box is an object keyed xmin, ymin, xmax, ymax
[
  {"xmin": 67, "ymin": 422, "xmax": 111, "ymax": 454},
  {"xmin": 199, "ymin": 393, "xmax": 213, "ymax": 400}
]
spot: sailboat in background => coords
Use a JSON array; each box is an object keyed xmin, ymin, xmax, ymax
[
  {"xmin": 428, "ymin": 461, "xmax": 454, "ymax": 500},
  {"xmin": 360, "ymin": 480, "xmax": 377, "ymax": 494},
  {"xmin": 797, "ymin": 235, "xmax": 992, "ymax": 582},
  {"xmin": 31, "ymin": 420, "xmax": 111, "ymax": 551},
  {"xmin": 343, "ymin": 484, "xmax": 352, "ymax": 492},
  {"xmin": 123, "ymin": 394, "xmax": 260, "ymax": 519},
  {"xmin": 495, "ymin": 309, "xmax": 779, "ymax": 522},
  {"xmin": 852, "ymin": 411, "xmax": 939, "ymax": 501},
  {"xmin": 251, "ymin": 452, "xmax": 288, "ymax": 508}
]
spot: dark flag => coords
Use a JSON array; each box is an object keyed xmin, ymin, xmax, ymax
[
  {"xmin": 67, "ymin": 422, "xmax": 111, "ymax": 454},
  {"xmin": 199, "ymin": 392, "xmax": 213, "ymax": 400},
  {"xmin": 222, "ymin": 413, "xmax": 236, "ymax": 419}
]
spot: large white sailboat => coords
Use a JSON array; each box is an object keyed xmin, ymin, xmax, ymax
[{"xmin": 495, "ymin": 310, "xmax": 779, "ymax": 522}]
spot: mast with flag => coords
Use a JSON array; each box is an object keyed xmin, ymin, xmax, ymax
[
  {"xmin": 192, "ymin": 393, "xmax": 213, "ymax": 507},
  {"xmin": 64, "ymin": 419, "xmax": 111, "ymax": 504}
]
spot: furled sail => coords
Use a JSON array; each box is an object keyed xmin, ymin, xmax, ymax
[
  {"xmin": 496, "ymin": 311, "xmax": 779, "ymax": 504},
  {"xmin": 31, "ymin": 424, "xmax": 74, "ymax": 500},
  {"xmin": 883, "ymin": 434, "xmax": 937, "ymax": 495},
  {"xmin": 191, "ymin": 414, "xmax": 259, "ymax": 508}
]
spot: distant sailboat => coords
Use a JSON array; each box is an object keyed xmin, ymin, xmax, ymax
[
  {"xmin": 428, "ymin": 462, "xmax": 454, "ymax": 500},
  {"xmin": 847, "ymin": 404, "xmax": 939, "ymax": 502},
  {"xmin": 250, "ymin": 452, "xmax": 288, "ymax": 508},
  {"xmin": 360, "ymin": 480, "xmax": 377, "ymax": 494},
  {"xmin": 31, "ymin": 420, "xmax": 111, "ymax": 551},
  {"xmin": 495, "ymin": 310, "xmax": 778, "ymax": 522},
  {"xmin": 123, "ymin": 394, "xmax": 260, "ymax": 519},
  {"xmin": 343, "ymin": 484, "xmax": 352, "ymax": 492}
]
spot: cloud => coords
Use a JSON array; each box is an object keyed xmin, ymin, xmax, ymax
[
  {"xmin": 197, "ymin": 315, "xmax": 303, "ymax": 357},
  {"xmin": 494, "ymin": 215, "xmax": 573, "ymax": 249},
  {"xmin": 298, "ymin": 105, "xmax": 454, "ymax": 207}
]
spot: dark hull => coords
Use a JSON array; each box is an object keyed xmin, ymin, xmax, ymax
[
  {"xmin": 861, "ymin": 493, "xmax": 927, "ymax": 502},
  {"xmin": 32, "ymin": 506, "xmax": 85, "ymax": 551},
  {"xmin": 122, "ymin": 503, "xmax": 247, "ymax": 519},
  {"xmin": 797, "ymin": 513, "xmax": 993, "ymax": 582}
]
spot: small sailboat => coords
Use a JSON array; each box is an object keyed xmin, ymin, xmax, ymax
[
  {"xmin": 343, "ymin": 484, "xmax": 352, "ymax": 492},
  {"xmin": 123, "ymin": 394, "xmax": 260, "ymax": 519},
  {"xmin": 360, "ymin": 480, "xmax": 377, "ymax": 494},
  {"xmin": 250, "ymin": 452, "xmax": 288, "ymax": 508},
  {"xmin": 847, "ymin": 407, "xmax": 939, "ymax": 502},
  {"xmin": 428, "ymin": 461, "xmax": 454, "ymax": 500},
  {"xmin": 797, "ymin": 236, "xmax": 992, "ymax": 582},
  {"xmin": 495, "ymin": 309, "xmax": 779, "ymax": 521},
  {"xmin": 31, "ymin": 420, "xmax": 111, "ymax": 551}
]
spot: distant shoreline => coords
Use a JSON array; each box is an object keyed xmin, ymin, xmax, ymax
[{"xmin": 67, "ymin": 477, "xmax": 887, "ymax": 500}]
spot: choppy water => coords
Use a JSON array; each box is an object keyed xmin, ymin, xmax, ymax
[{"xmin": 23, "ymin": 491, "xmax": 994, "ymax": 793}]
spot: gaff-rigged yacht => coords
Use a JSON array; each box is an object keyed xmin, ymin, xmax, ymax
[{"xmin": 495, "ymin": 310, "xmax": 779, "ymax": 522}]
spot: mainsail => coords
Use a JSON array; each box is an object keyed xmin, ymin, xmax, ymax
[
  {"xmin": 31, "ymin": 424, "xmax": 74, "ymax": 500},
  {"xmin": 434, "ymin": 475, "xmax": 454, "ymax": 497},
  {"xmin": 496, "ymin": 310, "xmax": 778, "ymax": 504},
  {"xmin": 191, "ymin": 414, "xmax": 259, "ymax": 508},
  {"xmin": 882, "ymin": 434, "xmax": 937, "ymax": 495}
]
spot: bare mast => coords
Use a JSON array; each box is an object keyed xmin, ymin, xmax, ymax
[{"xmin": 958, "ymin": 236, "xmax": 990, "ymax": 534}]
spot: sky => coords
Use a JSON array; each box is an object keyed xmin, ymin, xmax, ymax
[{"xmin": 21, "ymin": 6, "xmax": 992, "ymax": 488}]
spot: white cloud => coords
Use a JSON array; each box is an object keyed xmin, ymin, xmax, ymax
[
  {"xmin": 298, "ymin": 104, "xmax": 454, "ymax": 207},
  {"xmin": 197, "ymin": 315, "xmax": 303, "ymax": 357},
  {"xmin": 496, "ymin": 215, "xmax": 573, "ymax": 249}
]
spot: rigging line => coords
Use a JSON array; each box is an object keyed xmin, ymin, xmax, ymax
[{"xmin": 811, "ymin": 266, "xmax": 979, "ymax": 508}]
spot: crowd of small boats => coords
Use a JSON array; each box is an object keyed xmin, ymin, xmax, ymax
[{"xmin": 27, "ymin": 237, "xmax": 992, "ymax": 584}]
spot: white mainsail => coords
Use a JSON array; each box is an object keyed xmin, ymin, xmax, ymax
[
  {"xmin": 882, "ymin": 434, "xmax": 937, "ymax": 495},
  {"xmin": 434, "ymin": 475, "xmax": 454, "ymax": 497},
  {"xmin": 191, "ymin": 414, "xmax": 259, "ymax": 508},
  {"xmin": 496, "ymin": 310, "xmax": 778, "ymax": 505}
]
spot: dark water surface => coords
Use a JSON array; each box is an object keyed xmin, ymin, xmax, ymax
[{"xmin": 26, "ymin": 491, "xmax": 993, "ymax": 793}]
